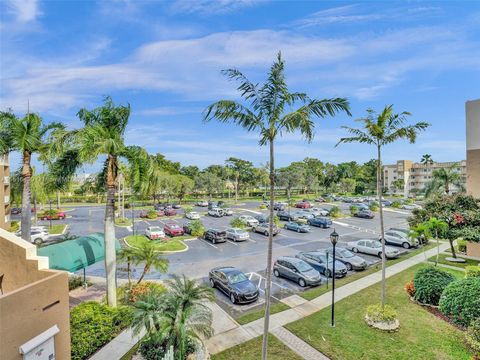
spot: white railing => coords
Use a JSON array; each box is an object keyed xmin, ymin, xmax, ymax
[
  {"xmin": 4, "ymin": 195, "xmax": 9, "ymax": 204},
  {"xmin": 3, "ymin": 176, "xmax": 9, "ymax": 185}
]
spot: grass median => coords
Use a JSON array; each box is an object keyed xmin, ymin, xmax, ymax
[
  {"xmin": 236, "ymin": 301, "xmax": 290, "ymax": 325},
  {"xmin": 124, "ymin": 234, "xmax": 188, "ymax": 252},
  {"xmin": 285, "ymin": 263, "xmax": 471, "ymax": 360},
  {"xmin": 47, "ymin": 224, "xmax": 67, "ymax": 235},
  {"xmin": 428, "ymin": 252, "xmax": 480, "ymax": 269}
]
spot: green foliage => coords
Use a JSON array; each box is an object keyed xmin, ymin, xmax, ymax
[
  {"xmin": 465, "ymin": 319, "xmax": 480, "ymax": 356},
  {"xmin": 413, "ymin": 266, "xmax": 455, "ymax": 305},
  {"xmin": 391, "ymin": 200, "xmax": 401, "ymax": 208},
  {"xmin": 465, "ymin": 266, "xmax": 480, "ymax": 278},
  {"xmin": 328, "ymin": 206, "xmax": 342, "ymax": 218},
  {"xmin": 139, "ymin": 333, "xmax": 196, "ymax": 360},
  {"xmin": 115, "ymin": 217, "xmax": 131, "ymax": 226},
  {"xmin": 9, "ymin": 220, "xmax": 20, "ymax": 232},
  {"xmin": 273, "ymin": 214, "xmax": 279, "ymax": 226},
  {"xmin": 457, "ymin": 239, "xmax": 467, "ymax": 252},
  {"xmin": 369, "ymin": 201, "xmax": 379, "ymax": 211},
  {"xmin": 189, "ymin": 220, "xmax": 206, "ymax": 237},
  {"xmin": 439, "ymin": 277, "xmax": 480, "ymax": 327},
  {"xmin": 146, "ymin": 209, "xmax": 157, "ymax": 219},
  {"xmin": 230, "ymin": 217, "xmax": 248, "ymax": 229},
  {"xmin": 70, "ymin": 302, "xmax": 133, "ymax": 360},
  {"xmin": 365, "ymin": 304, "xmax": 398, "ymax": 322},
  {"xmin": 68, "ymin": 275, "xmax": 86, "ymax": 291},
  {"xmin": 349, "ymin": 205, "xmax": 359, "ymax": 215},
  {"xmin": 259, "ymin": 204, "xmax": 267, "ymax": 209}
]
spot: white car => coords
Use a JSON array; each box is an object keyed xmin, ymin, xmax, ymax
[
  {"xmin": 384, "ymin": 230, "xmax": 418, "ymax": 249},
  {"xmin": 225, "ymin": 227, "xmax": 250, "ymax": 242},
  {"xmin": 16, "ymin": 229, "xmax": 50, "ymax": 245},
  {"xmin": 185, "ymin": 211, "xmax": 200, "ymax": 220},
  {"xmin": 208, "ymin": 208, "xmax": 224, "ymax": 217},
  {"xmin": 223, "ymin": 208, "xmax": 234, "ymax": 216},
  {"xmin": 145, "ymin": 226, "xmax": 165, "ymax": 240},
  {"xmin": 306, "ymin": 208, "xmax": 329, "ymax": 217},
  {"xmin": 238, "ymin": 215, "xmax": 259, "ymax": 227},
  {"xmin": 346, "ymin": 239, "xmax": 400, "ymax": 259},
  {"xmin": 196, "ymin": 200, "xmax": 209, "ymax": 207},
  {"xmin": 401, "ymin": 203, "xmax": 422, "ymax": 210}
]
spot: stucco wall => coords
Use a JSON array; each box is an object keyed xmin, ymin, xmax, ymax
[
  {"xmin": 466, "ymin": 99, "xmax": 480, "ymax": 198},
  {"xmin": 466, "ymin": 241, "xmax": 480, "ymax": 260}
]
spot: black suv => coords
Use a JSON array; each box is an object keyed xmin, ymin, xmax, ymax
[
  {"xmin": 254, "ymin": 214, "xmax": 269, "ymax": 223},
  {"xmin": 209, "ymin": 266, "xmax": 259, "ymax": 304},
  {"xmin": 203, "ymin": 228, "xmax": 227, "ymax": 244},
  {"xmin": 276, "ymin": 211, "xmax": 298, "ymax": 221}
]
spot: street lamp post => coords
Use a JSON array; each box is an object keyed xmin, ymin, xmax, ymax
[
  {"xmin": 330, "ymin": 228, "xmax": 339, "ymax": 327},
  {"xmin": 49, "ymin": 200, "xmax": 53, "ymax": 230}
]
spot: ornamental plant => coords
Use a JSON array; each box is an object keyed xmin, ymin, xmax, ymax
[
  {"xmin": 350, "ymin": 205, "xmax": 359, "ymax": 216},
  {"xmin": 439, "ymin": 277, "xmax": 480, "ymax": 327},
  {"xmin": 404, "ymin": 280, "xmax": 415, "ymax": 297},
  {"xmin": 413, "ymin": 267, "xmax": 455, "ymax": 305},
  {"xmin": 465, "ymin": 266, "xmax": 480, "ymax": 278},
  {"xmin": 147, "ymin": 209, "xmax": 157, "ymax": 219},
  {"xmin": 465, "ymin": 319, "xmax": 480, "ymax": 358},
  {"xmin": 366, "ymin": 304, "xmax": 397, "ymax": 323},
  {"xmin": 329, "ymin": 206, "xmax": 342, "ymax": 218}
]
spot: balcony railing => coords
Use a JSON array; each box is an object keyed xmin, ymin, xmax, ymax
[
  {"xmin": 5, "ymin": 214, "xmax": 10, "ymax": 223},
  {"xmin": 4, "ymin": 176, "xmax": 9, "ymax": 185},
  {"xmin": 0, "ymin": 154, "xmax": 8, "ymax": 165},
  {"xmin": 4, "ymin": 195, "xmax": 9, "ymax": 204}
]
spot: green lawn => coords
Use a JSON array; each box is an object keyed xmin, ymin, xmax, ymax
[
  {"xmin": 125, "ymin": 234, "xmax": 188, "ymax": 252},
  {"xmin": 285, "ymin": 263, "xmax": 471, "ymax": 360},
  {"xmin": 301, "ymin": 242, "xmax": 438, "ymax": 300},
  {"xmin": 236, "ymin": 302, "xmax": 290, "ymax": 325},
  {"xmin": 115, "ymin": 217, "xmax": 133, "ymax": 226},
  {"xmin": 211, "ymin": 334, "xmax": 302, "ymax": 360},
  {"xmin": 428, "ymin": 252, "xmax": 480, "ymax": 269},
  {"xmin": 48, "ymin": 224, "xmax": 67, "ymax": 235}
]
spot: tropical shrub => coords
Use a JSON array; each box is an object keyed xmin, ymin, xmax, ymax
[
  {"xmin": 147, "ymin": 209, "xmax": 157, "ymax": 219},
  {"xmin": 70, "ymin": 302, "xmax": 133, "ymax": 360},
  {"xmin": 115, "ymin": 217, "xmax": 131, "ymax": 226},
  {"xmin": 439, "ymin": 277, "xmax": 480, "ymax": 327},
  {"xmin": 366, "ymin": 304, "xmax": 397, "ymax": 323},
  {"xmin": 189, "ymin": 220, "xmax": 205, "ymax": 237},
  {"xmin": 391, "ymin": 200, "xmax": 401, "ymax": 208},
  {"xmin": 349, "ymin": 205, "xmax": 359, "ymax": 215},
  {"xmin": 466, "ymin": 266, "xmax": 480, "ymax": 278},
  {"xmin": 9, "ymin": 220, "xmax": 19, "ymax": 232},
  {"xmin": 139, "ymin": 333, "xmax": 196, "ymax": 360},
  {"xmin": 69, "ymin": 275, "xmax": 84, "ymax": 291},
  {"xmin": 465, "ymin": 319, "xmax": 480, "ymax": 358},
  {"xmin": 259, "ymin": 204, "xmax": 267, "ymax": 210},
  {"xmin": 413, "ymin": 267, "xmax": 455, "ymax": 305},
  {"xmin": 369, "ymin": 201, "xmax": 379, "ymax": 211},
  {"xmin": 404, "ymin": 280, "xmax": 415, "ymax": 297},
  {"xmin": 457, "ymin": 239, "xmax": 467, "ymax": 253},
  {"xmin": 329, "ymin": 206, "xmax": 342, "ymax": 218},
  {"xmin": 123, "ymin": 282, "xmax": 166, "ymax": 303},
  {"xmin": 273, "ymin": 214, "xmax": 280, "ymax": 226},
  {"xmin": 230, "ymin": 217, "xmax": 247, "ymax": 229}
]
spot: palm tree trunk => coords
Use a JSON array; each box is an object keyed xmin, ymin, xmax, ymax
[
  {"xmin": 105, "ymin": 154, "xmax": 117, "ymax": 307},
  {"xmin": 262, "ymin": 138, "xmax": 275, "ymax": 360},
  {"xmin": 21, "ymin": 151, "xmax": 32, "ymax": 242},
  {"xmin": 137, "ymin": 264, "xmax": 149, "ymax": 284},
  {"xmin": 377, "ymin": 145, "xmax": 387, "ymax": 308},
  {"xmin": 56, "ymin": 191, "xmax": 61, "ymax": 209}
]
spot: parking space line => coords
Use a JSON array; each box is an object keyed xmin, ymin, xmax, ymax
[
  {"xmin": 247, "ymin": 238, "xmax": 257, "ymax": 243},
  {"xmin": 226, "ymin": 240, "xmax": 239, "ymax": 246},
  {"xmin": 199, "ymin": 239, "xmax": 219, "ymax": 249}
]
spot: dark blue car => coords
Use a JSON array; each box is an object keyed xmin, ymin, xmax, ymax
[
  {"xmin": 295, "ymin": 251, "xmax": 347, "ymax": 278},
  {"xmin": 209, "ymin": 267, "xmax": 259, "ymax": 304},
  {"xmin": 307, "ymin": 217, "xmax": 332, "ymax": 228}
]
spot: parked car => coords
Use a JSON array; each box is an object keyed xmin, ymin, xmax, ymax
[
  {"xmin": 183, "ymin": 221, "xmax": 193, "ymax": 234},
  {"xmin": 208, "ymin": 201, "xmax": 225, "ymax": 210},
  {"xmin": 315, "ymin": 197, "xmax": 326, "ymax": 202},
  {"xmin": 156, "ymin": 210, "xmax": 165, "ymax": 217},
  {"xmin": 283, "ymin": 221, "xmax": 311, "ymax": 233},
  {"xmin": 238, "ymin": 215, "xmax": 259, "ymax": 227},
  {"xmin": 139, "ymin": 210, "xmax": 148, "ymax": 218},
  {"xmin": 346, "ymin": 239, "xmax": 400, "ymax": 258},
  {"xmin": 164, "ymin": 223, "xmax": 185, "ymax": 237},
  {"xmin": 154, "ymin": 203, "xmax": 165, "ymax": 211},
  {"xmin": 308, "ymin": 208, "xmax": 329, "ymax": 217},
  {"xmin": 172, "ymin": 204, "xmax": 181, "ymax": 209},
  {"xmin": 276, "ymin": 211, "xmax": 298, "ymax": 221},
  {"xmin": 225, "ymin": 228, "xmax": 250, "ymax": 242},
  {"xmin": 382, "ymin": 200, "xmax": 392, "ymax": 207},
  {"xmin": 38, "ymin": 211, "xmax": 66, "ymax": 220},
  {"xmin": 273, "ymin": 256, "xmax": 322, "ymax": 287},
  {"xmin": 209, "ymin": 266, "xmax": 259, "ymax": 304},
  {"xmin": 294, "ymin": 212, "xmax": 314, "ymax": 220},
  {"xmin": 185, "ymin": 211, "xmax": 200, "ymax": 220},
  {"xmin": 355, "ymin": 203, "xmax": 370, "ymax": 211},
  {"xmin": 253, "ymin": 214, "xmax": 268, "ymax": 223},
  {"xmin": 295, "ymin": 251, "xmax": 347, "ymax": 278},
  {"xmin": 401, "ymin": 203, "xmax": 422, "ymax": 210},
  {"xmin": 295, "ymin": 201, "xmax": 311, "ymax": 209},
  {"xmin": 384, "ymin": 230, "xmax": 419, "ymax": 249},
  {"xmin": 323, "ymin": 247, "xmax": 368, "ymax": 271},
  {"xmin": 16, "ymin": 229, "xmax": 50, "ymax": 245},
  {"xmin": 271, "ymin": 202, "xmax": 288, "ymax": 211},
  {"xmin": 196, "ymin": 200, "xmax": 209, "ymax": 207},
  {"xmin": 223, "ymin": 208, "xmax": 234, "ymax": 216},
  {"xmin": 208, "ymin": 208, "xmax": 224, "ymax": 217},
  {"xmin": 164, "ymin": 208, "xmax": 177, "ymax": 216},
  {"xmin": 354, "ymin": 209, "xmax": 375, "ymax": 219},
  {"xmin": 252, "ymin": 222, "xmax": 280, "ymax": 236},
  {"xmin": 11, "ymin": 207, "xmax": 21, "ymax": 215},
  {"xmin": 203, "ymin": 228, "xmax": 227, "ymax": 244},
  {"xmin": 145, "ymin": 226, "xmax": 165, "ymax": 240},
  {"xmin": 307, "ymin": 217, "xmax": 332, "ymax": 228}
]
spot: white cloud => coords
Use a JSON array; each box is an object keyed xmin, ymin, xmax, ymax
[
  {"xmin": 5, "ymin": 0, "xmax": 41, "ymax": 22},
  {"xmin": 171, "ymin": 0, "xmax": 263, "ymax": 15}
]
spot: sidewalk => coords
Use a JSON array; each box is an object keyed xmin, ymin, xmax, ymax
[{"xmin": 206, "ymin": 242, "xmax": 451, "ymax": 357}]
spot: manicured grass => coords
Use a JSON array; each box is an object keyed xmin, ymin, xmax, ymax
[
  {"xmin": 48, "ymin": 224, "xmax": 67, "ymax": 235},
  {"xmin": 125, "ymin": 234, "xmax": 188, "ymax": 252},
  {"xmin": 428, "ymin": 252, "xmax": 480, "ymax": 269},
  {"xmin": 286, "ymin": 263, "xmax": 471, "ymax": 360},
  {"xmin": 211, "ymin": 334, "xmax": 302, "ymax": 360},
  {"xmin": 236, "ymin": 301, "xmax": 290, "ymax": 325},
  {"xmin": 301, "ymin": 242, "xmax": 438, "ymax": 300},
  {"xmin": 115, "ymin": 217, "xmax": 133, "ymax": 226}
]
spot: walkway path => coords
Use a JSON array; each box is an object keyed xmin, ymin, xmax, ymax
[
  {"xmin": 206, "ymin": 242, "xmax": 451, "ymax": 358},
  {"xmin": 271, "ymin": 326, "xmax": 330, "ymax": 360}
]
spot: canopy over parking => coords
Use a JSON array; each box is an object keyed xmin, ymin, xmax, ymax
[{"xmin": 37, "ymin": 233, "xmax": 120, "ymax": 272}]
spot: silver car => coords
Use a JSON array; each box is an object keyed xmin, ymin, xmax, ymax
[
  {"xmin": 252, "ymin": 222, "xmax": 280, "ymax": 236},
  {"xmin": 238, "ymin": 215, "xmax": 259, "ymax": 227},
  {"xmin": 225, "ymin": 227, "xmax": 249, "ymax": 242},
  {"xmin": 384, "ymin": 230, "xmax": 419, "ymax": 249},
  {"xmin": 346, "ymin": 239, "xmax": 400, "ymax": 259},
  {"xmin": 323, "ymin": 247, "xmax": 368, "ymax": 271}
]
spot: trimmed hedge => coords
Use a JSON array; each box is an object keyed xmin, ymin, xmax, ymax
[
  {"xmin": 465, "ymin": 266, "xmax": 480, "ymax": 278},
  {"xmin": 413, "ymin": 267, "xmax": 455, "ymax": 306},
  {"xmin": 71, "ymin": 302, "xmax": 133, "ymax": 360},
  {"xmin": 439, "ymin": 277, "xmax": 480, "ymax": 327}
]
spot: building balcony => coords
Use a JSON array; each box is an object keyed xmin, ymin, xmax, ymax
[
  {"xmin": 3, "ymin": 176, "xmax": 9, "ymax": 185},
  {"xmin": 5, "ymin": 214, "xmax": 10, "ymax": 223},
  {"xmin": 0, "ymin": 154, "xmax": 8, "ymax": 166},
  {"xmin": 4, "ymin": 195, "xmax": 9, "ymax": 204}
]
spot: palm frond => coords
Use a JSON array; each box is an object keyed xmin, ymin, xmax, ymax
[{"xmin": 203, "ymin": 100, "xmax": 261, "ymax": 132}]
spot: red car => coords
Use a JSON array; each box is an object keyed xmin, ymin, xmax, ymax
[
  {"xmin": 164, "ymin": 208, "xmax": 177, "ymax": 216},
  {"xmin": 39, "ymin": 211, "xmax": 66, "ymax": 220},
  {"xmin": 157, "ymin": 210, "xmax": 165, "ymax": 217},
  {"xmin": 164, "ymin": 223, "xmax": 184, "ymax": 237},
  {"xmin": 295, "ymin": 201, "xmax": 311, "ymax": 209}
]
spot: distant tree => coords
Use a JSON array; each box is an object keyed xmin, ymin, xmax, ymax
[
  {"xmin": 420, "ymin": 154, "xmax": 434, "ymax": 165},
  {"xmin": 172, "ymin": 174, "xmax": 194, "ymax": 202},
  {"xmin": 339, "ymin": 178, "xmax": 356, "ymax": 193},
  {"xmin": 426, "ymin": 217, "xmax": 448, "ymax": 265},
  {"xmin": 194, "ymin": 172, "xmax": 224, "ymax": 198},
  {"xmin": 180, "ymin": 165, "xmax": 200, "ymax": 179},
  {"xmin": 425, "ymin": 164, "xmax": 465, "ymax": 197},
  {"xmin": 321, "ymin": 163, "xmax": 339, "ymax": 191},
  {"xmin": 277, "ymin": 164, "xmax": 304, "ymax": 200},
  {"xmin": 391, "ymin": 179, "xmax": 405, "ymax": 193},
  {"xmin": 225, "ymin": 157, "xmax": 255, "ymax": 201}
]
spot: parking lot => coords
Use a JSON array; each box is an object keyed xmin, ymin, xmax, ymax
[{"xmin": 25, "ymin": 200, "xmax": 415, "ymax": 316}]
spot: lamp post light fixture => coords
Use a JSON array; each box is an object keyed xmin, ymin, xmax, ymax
[{"xmin": 330, "ymin": 228, "xmax": 339, "ymax": 327}]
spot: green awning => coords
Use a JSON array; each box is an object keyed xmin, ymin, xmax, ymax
[{"xmin": 37, "ymin": 233, "xmax": 121, "ymax": 272}]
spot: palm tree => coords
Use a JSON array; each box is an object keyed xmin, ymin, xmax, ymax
[
  {"xmin": 132, "ymin": 275, "xmax": 214, "ymax": 359},
  {"xmin": 426, "ymin": 217, "xmax": 448, "ymax": 264},
  {"xmin": 204, "ymin": 52, "xmax": 350, "ymax": 358},
  {"xmin": 119, "ymin": 241, "xmax": 169, "ymax": 284},
  {"xmin": 425, "ymin": 164, "xmax": 465, "ymax": 197},
  {"xmin": 409, "ymin": 223, "xmax": 431, "ymax": 260},
  {"xmin": 0, "ymin": 111, "xmax": 64, "ymax": 241},
  {"xmin": 51, "ymin": 97, "xmax": 150, "ymax": 306},
  {"xmin": 420, "ymin": 154, "xmax": 434, "ymax": 165},
  {"xmin": 337, "ymin": 105, "xmax": 429, "ymax": 307}
]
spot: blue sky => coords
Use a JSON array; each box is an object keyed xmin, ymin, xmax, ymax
[{"xmin": 1, "ymin": 0, "xmax": 479, "ymax": 172}]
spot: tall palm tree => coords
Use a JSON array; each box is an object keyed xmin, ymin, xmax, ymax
[
  {"xmin": 132, "ymin": 275, "xmax": 214, "ymax": 359},
  {"xmin": 51, "ymin": 97, "xmax": 150, "ymax": 306},
  {"xmin": 420, "ymin": 154, "xmax": 434, "ymax": 165},
  {"xmin": 425, "ymin": 164, "xmax": 465, "ymax": 197},
  {"xmin": 0, "ymin": 111, "xmax": 64, "ymax": 241},
  {"xmin": 204, "ymin": 52, "xmax": 350, "ymax": 358},
  {"xmin": 337, "ymin": 105, "xmax": 429, "ymax": 307},
  {"xmin": 426, "ymin": 217, "xmax": 449, "ymax": 264},
  {"xmin": 409, "ymin": 223, "xmax": 431, "ymax": 260},
  {"xmin": 119, "ymin": 241, "xmax": 169, "ymax": 284}
]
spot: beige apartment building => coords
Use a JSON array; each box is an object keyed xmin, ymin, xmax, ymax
[
  {"xmin": 0, "ymin": 228, "xmax": 71, "ymax": 360},
  {"xmin": 466, "ymin": 99, "xmax": 480, "ymax": 198},
  {"xmin": 383, "ymin": 159, "xmax": 467, "ymax": 197},
  {"xmin": 1, "ymin": 153, "xmax": 11, "ymax": 230}
]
